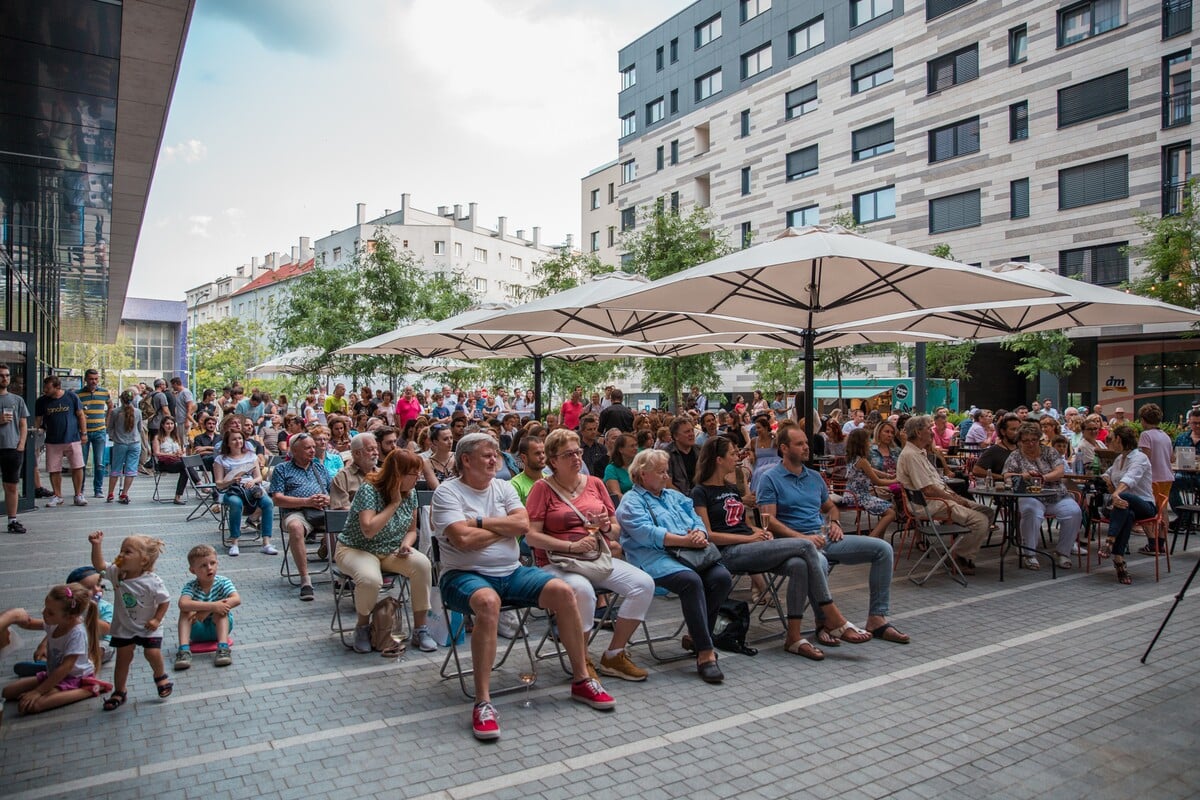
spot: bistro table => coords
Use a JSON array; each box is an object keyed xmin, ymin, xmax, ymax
[{"xmin": 970, "ymin": 485, "xmax": 1064, "ymax": 581}]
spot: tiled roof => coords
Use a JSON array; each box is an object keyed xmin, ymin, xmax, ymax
[{"xmin": 231, "ymin": 258, "xmax": 315, "ymax": 296}]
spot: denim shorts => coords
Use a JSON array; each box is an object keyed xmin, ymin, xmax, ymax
[{"xmin": 439, "ymin": 566, "xmax": 554, "ymax": 614}]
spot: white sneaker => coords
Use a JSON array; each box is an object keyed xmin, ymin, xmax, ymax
[
  {"xmin": 47, "ymin": 496, "xmax": 64, "ymax": 507},
  {"xmin": 261, "ymin": 543, "xmax": 278, "ymax": 555},
  {"xmin": 228, "ymin": 543, "xmax": 240, "ymax": 557},
  {"xmin": 74, "ymin": 495, "xmax": 88, "ymax": 506}
]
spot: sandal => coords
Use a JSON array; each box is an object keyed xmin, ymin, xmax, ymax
[
  {"xmin": 815, "ymin": 628, "xmax": 841, "ymax": 648},
  {"xmin": 784, "ymin": 638, "xmax": 825, "ymax": 661},
  {"xmin": 821, "ymin": 621, "xmax": 872, "ymax": 644},
  {"xmin": 1022, "ymin": 556, "xmax": 1040, "ymax": 571},
  {"xmin": 750, "ymin": 591, "xmax": 777, "ymax": 608},
  {"xmin": 1114, "ymin": 559, "xmax": 1132, "ymax": 585},
  {"xmin": 102, "ymin": 690, "xmax": 127, "ymax": 711},
  {"xmin": 154, "ymin": 673, "xmax": 173, "ymax": 698},
  {"xmin": 870, "ymin": 622, "xmax": 910, "ymax": 645},
  {"xmin": 1098, "ymin": 538, "xmax": 1113, "ymax": 560}
]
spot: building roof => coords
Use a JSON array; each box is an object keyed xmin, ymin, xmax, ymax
[
  {"xmin": 121, "ymin": 297, "xmax": 187, "ymax": 324},
  {"xmin": 231, "ymin": 258, "xmax": 315, "ymax": 297}
]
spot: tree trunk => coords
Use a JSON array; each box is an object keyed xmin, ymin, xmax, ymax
[{"xmin": 836, "ymin": 363, "xmax": 845, "ymax": 412}]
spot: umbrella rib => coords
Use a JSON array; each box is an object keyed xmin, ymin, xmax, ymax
[{"xmin": 700, "ymin": 270, "xmax": 811, "ymax": 315}]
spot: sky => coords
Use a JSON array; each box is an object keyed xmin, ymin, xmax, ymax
[{"xmin": 129, "ymin": 0, "xmax": 687, "ymax": 299}]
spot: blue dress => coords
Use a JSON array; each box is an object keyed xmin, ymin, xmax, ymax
[{"xmin": 842, "ymin": 461, "xmax": 892, "ymax": 515}]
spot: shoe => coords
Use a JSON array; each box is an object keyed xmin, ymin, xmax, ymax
[
  {"xmin": 174, "ymin": 649, "xmax": 192, "ymax": 671},
  {"xmin": 1071, "ymin": 541, "xmax": 1086, "ymax": 555},
  {"xmin": 472, "ymin": 701, "xmax": 501, "ymax": 740},
  {"xmin": 412, "ymin": 626, "xmax": 438, "ymax": 652},
  {"xmin": 118, "ymin": 494, "xmax": 130, "ymax": 505},
  {"xmin": 953, "ymin": 556, "xmax": 976, "ymax": 576},
  {"xmin": 7, "ymin": 520, "xmax": 26, "ymax": 535},
  {"xmin": 299, "ymin": 584, "xmax": 314, "ymax": 602},
  {"xmin": 106, "ymin": 494, "xmax": 114, "ymax": 503},
  {"xmin": 585, "ymin": 656, "xmax": 600, "ymax": 681},
  {"xmin": 93, "ymin": 491, "xmax": 103, "ymax": 499},
  {"xmin": 34, "ymin": 487, "xmax": 53, "ymax": 499},
  {"xmin": 74, "ymin": 495, "xmax": 88, "ymax": 506},
  {"xmin": 261, "ymin": 543, "xmax": 278, "ymax": 555},
  {"xmin": 599, "ymin": 649, "xmax": 648, "ymax": 681},
  {"xmin": 316, "ymin": 541, "xmax": 329, "ymax": 561},
  {"xmin": 1022, "ymin": 556, "xmax": 1040, "ymax": 571},
  {"xmin": 47, "ymin": 496, "xmax": 64, "ymax": 507},
  {"xmin": 681, "ymin": 634, "xmax": 695, "ymax": 652},
  {"xmin": 227, "ymin": 543, "xmax": 240, "ymax": 557},
  {"xmin": 697, "ymin": 659, "xmax": 725, "ymax": 684},
  {"xmin": 1138, "ymin": 541, "xmax": 1166, "ymax": 556},
  {"xmin": 213, "ymin": 646, "xmax": 232, "ymax": 667},
  {"xmin": 353, "ymin": 624, "xmax": 372, "ymax": 653},
  {"xmin": 570, "ymin": 677, "xmax": 616, "ymax": 710},
  {"xmin": 172, "ymin": 497, "xmax": 186, "ymax": 506},
  {"xmin": 1055, "ymin": 554, "xmax": 1073, "ymax": 569}
]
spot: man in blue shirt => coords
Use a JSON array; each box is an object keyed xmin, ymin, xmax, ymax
[
  {"xmin": 269, "ymin": 433, "xmax": 330, "ymax": 601},
  {"xmin": 757, "ymin": 426, "xmax": 909, "ymax": 645}
]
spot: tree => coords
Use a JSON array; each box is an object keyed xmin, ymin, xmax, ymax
[
  {"xmin": 511, "ymin": 249, "xmax": 614, "ymax": 303},
  {"xmin": 750, "ymin": 350, "xmax": 805, "ymax": 395},
  {"xmin": 1126, "ymin": 178, "xmax": 1200, "ymax": 318},
  {"xmin": 58, "ymin": 335, "xmax": 136, "ymax": 386},
  {"xmin": 815, "ymin": 346, "xmax": 858, "ymax": 411},
  {"xmin": 1001, "ymin": 331, "xmax": 1081, "ymax": 389},
  {"xmin": 192, "ymin": 318, "xmax": 269, "ymax": 390},
  {"xmin": 925, "ymin": 341, "xmax": 975, "ymax": 405}
]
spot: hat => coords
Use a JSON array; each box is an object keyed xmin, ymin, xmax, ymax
[
  {"xmin": 1114, "ymin": 407, "xmax": 1126, "ymax": 413},
  {"xmin": 66, "ymin": 566, "xmax": 99, "ymax": 584},
  {"xmin": 1078, "ymin": 406, "xmax": 1088, "ymax": 414}
]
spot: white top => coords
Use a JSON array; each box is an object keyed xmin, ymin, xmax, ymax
[
  {"xmin": 105, "ymin": 564, "xmax": 170, "ymax": 639},
  {"xmin": 158, "ymin": 437, "xmax": 182, "ymax": 455},
  {"xmin": 1138, "ymin": 428, "xmax": 1174, "ymax": 483},
  {"xmin": 432, "ymin": 477, "xmax": 523, "ymax": 577},
  {"xmin": 44, "ymin": 621, "xmax": 93, "ymax": 679},
  {"xmin": 1106, "ymin": 449, "xmax": 1153, "ymax": 501},
  {"xmin": 215, "ymin": 451, "xmax": 258, "ymax": 482}
]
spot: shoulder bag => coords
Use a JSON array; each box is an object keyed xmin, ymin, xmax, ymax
[
  {"xmin": 544, "ymin": 478, "xmax": 614, "ymax": 583},
  {"xmin": 641, "ymin": 495, "xmax": 723, "ymax": 573}
]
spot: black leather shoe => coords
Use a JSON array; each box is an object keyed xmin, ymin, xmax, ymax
[{"xmin": 697, "ymin": 659, "xmax": 724, "ymax": 684}]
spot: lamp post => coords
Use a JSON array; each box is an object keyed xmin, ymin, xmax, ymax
[{"xmin": 189, "ymin": 288, "xmax": 210, "ymax": 389}]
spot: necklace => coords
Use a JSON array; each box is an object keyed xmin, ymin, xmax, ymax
[{"xmin": 550, "ymin": 473, "xmax": 584, "ymax": 497}]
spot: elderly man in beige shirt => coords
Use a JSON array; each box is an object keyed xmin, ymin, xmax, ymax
[
  {"xmin": 331, "ymin": 433, "xmax": 380, "ymax": 509},
  {"xmin": 896, "ymin": 414, "xmax": 991, "ymax": 575}
]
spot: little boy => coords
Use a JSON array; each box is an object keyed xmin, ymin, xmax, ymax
[{"xmin": 175, "ymin": 545, "xmax": 240, "ymax": 670}]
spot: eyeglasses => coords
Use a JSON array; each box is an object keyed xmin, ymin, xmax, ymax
[
  {"xmin": 1019, "ymin": 437, "xmax": 1040, "ymax": 443},
  {"xmin": 1084, "ymin": 426, "xmax": 1100, "ymax": 432},
  {"xmin": 554, "ymin": 448, "xmax": 584, "ymax": 459}
]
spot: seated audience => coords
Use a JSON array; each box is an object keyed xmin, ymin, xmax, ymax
[
  {"xmin": 842, "ymin": 429, "xmax": 897, "ymax": 539},
  {"xmin": 1003, "ymin": 422, "xmax": 1081, "ymax": 571},
  {"xmin": 268, "ymin": 433, "xmax": 332, "ymax": 601},
  {"xmin": 213, "ymin": 428, "xmax": 275, "ymax": 557}
]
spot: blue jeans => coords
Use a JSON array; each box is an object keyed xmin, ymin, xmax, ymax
[
  {"xmin": 815, "ymin": 534, "xmax": 894, "ymax": 621},
  {"xmin": 1107, "ymin": 494, "xmax": 1157, "ymax": 556},
  {"xmin": 223, "ymin": 492, "xmax": 275, "ymax": 540},
  {"xmin": 654, "ymin": 564, "xmax": 733, "ymax": 654},
  {"xmin": 81, "ymin": 430, "xmax": 108, "ymax": 494},
  {"xmin": 720, "ymin": 537, "xmax": 830, "ymax": 620}
]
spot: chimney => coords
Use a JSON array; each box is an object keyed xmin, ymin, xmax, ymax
[
  {"xmin": 516, "ymin": 229, "xmax": 525, "ymax": 241},
  {"xmin": 356, "ymin": 203, "xmax": 366, "ymax": 225},
  {"xmin": 453, "ymin": 204, "xmax": 463, "ymax": 219},
  {"xmin": 564, "ymin": 233, "xmax": 574, "ymax": 249},
  {"xmin": 401, "ymin": 193, "xmax": 410, "ymax": 212},
  {"xmin": 532, "ymin": 227, "xmax": 541, "ymax": 248},
  {"xmin": 384, "ymin": 209, "xmax": 392, "ymax": 217},
  {"xmin": 266, "ymin": 253, "xmax": 276, "ymax": 270},
  {"xmin": 251, "ymin": 256, "xmax": 260, "ymax": 275},
  {"xmin": 236, "ymin": 264, "xmax": 245, "ymax": 276},
  {"xmin": 291, "ymin": 246, "xmax": 299, "ymax": 263},
  {"xmin": 438, "ymin": 206, "xmax": 448, "ymax": 216},
  {"xmin": 497, "ymin": 216, "xmax": 507, "ymax": 238},
  {"xmin": 468, "ymin": 202, "xmax": 478, "ymax": 223},
  {"xmin": 299, "ymin": 236, "xmax": 311, "ymax": 262}
]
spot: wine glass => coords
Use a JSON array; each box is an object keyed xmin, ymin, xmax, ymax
[
  {"xmin": 584, "ymin": 511, "xmax": 603, "ymax": 535},
  {"xmin": 518, "ymin": 670, "xmax": 536, "ymax": 708},
  {"xmin": 387, "ymin": 612, "xmax": 408, "ymax": 662}
]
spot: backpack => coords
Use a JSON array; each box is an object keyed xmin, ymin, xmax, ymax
[
  {"xmin": 711, "ymin": 599, "xmax": 757, "ymax": 656},
  {"xmin": 369, "ymin": 596, "xmax": 403, "ymax": 653}
]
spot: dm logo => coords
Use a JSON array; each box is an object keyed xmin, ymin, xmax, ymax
[{"xmin": 1102, "ymin": 376, "xmax": 1129, "ymax": 394}]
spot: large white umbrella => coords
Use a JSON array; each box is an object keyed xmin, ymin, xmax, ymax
[{"xmin": 248, "ymin": 347, "xmax": 324, "ymax": 376}]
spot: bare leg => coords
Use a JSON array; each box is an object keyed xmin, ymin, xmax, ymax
[
  {"xmin": 49, "ymin": 471, "xmax": 62, "ymax": 498},
  {"xmin": 871, "ymin": 508, "xmax": 897, "ymax": 538},
  {"xmin": 540, "ymin": 580, "xmax": 589, "ymax": 682},
  {"xmin": 287, "ymin": 522, "xmax": 309, "ymax": 581},
  {"xmin": 71, "ymin": 467, "xmax": 84, "ymax": 496},
  {"xmin": 468, "ymin": 589, "xmax": 500, "ymax": 702},
  {"xmin": 21, "ymin": 687, "xmax": 94, "ymax": 714},
  {"xmin": 111, "ymin": 645, "xmax": 134, "ymax": 693},
  {"xmin": 4, "ymin": 482, "xmax": 17, "ymax": 517},
  {"xmin": 177, "ymin": 613, "xmax": 194, "ymax": 647},
  {"xmin": 608, "ymin": 617, "xmax": 638, "ymax": 651}
]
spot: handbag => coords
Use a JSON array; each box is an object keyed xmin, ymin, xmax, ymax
[
  {"xmin": 641, "ymin": 496, "xmax": 724, "ymax": 573},
  {"xmin": 543, "ymin": 478, "xmax": 615, "ymax": 582}
]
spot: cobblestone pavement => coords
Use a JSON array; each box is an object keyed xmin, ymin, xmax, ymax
[{"xmin": 1, "ymin": 476, "xmax": 1197, "ymax": 800}]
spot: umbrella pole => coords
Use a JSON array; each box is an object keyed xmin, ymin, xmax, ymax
[
  {"xmin": 914, "ymin": 342, "xmax": 927, "ymax": 413},
  {"xmin": 533, "ymin": 355, "xmax": 543, "ymax": 421},
  {"xmin": 803, "ymin": 329, "xmax": 815, "ymax": 441}
]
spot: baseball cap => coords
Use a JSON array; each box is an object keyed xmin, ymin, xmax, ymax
[{"xmin": 66, "ymin": 566, "xmax": 99, "ymax": 584}]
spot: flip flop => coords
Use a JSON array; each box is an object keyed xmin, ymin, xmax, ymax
[
  {"xmin": 821, "ymin": 621, "xmax": 872, "ymax": 644},
  {"xmin": 815, "ymin": 628, "xmax": 841, "ymax": 648},
  {"xmin": 784, "ymin": 638, "xmax": 824, "ymax": 661},
  {"xmin": 870, "ymin": 622, "xmax": 910, "ymax": 644}
]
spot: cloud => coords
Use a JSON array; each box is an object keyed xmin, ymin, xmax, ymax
[
  {"xmin": 200, "ymin": 0, "xmax": 364, "ymax": 56},
  {"xmin": 188, "ymin": 215, "xmax": 213, "ymax": 237},
  {"xmin": 161, "ymin": 139, "xmax": 207, "ymax": 164}
]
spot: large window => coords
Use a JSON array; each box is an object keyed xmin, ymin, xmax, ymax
[
  {"xmin": 1164, "ymin": 51, "xmax": 1192, "ymax": 127},
  {"xmin": 852, "ymin": 0, "xmax": 893, "ymax": 27},
  {"xmin": 1011, "ymin": 178, "xmax": 1030, "ymax": 219},
  {"xmin": 927, "ymin": 44, "xmax": 979, "ymax": 93},
  {"xmin": 786, "ymin": 205, "xmax": 819, "ymax": 227},
  {"xmin": 1058, "ymin": 70, "xmax": 1128, "ymax": 127},
  {"xmin": 695, "ymin": 14, "xmax": 722, "ymax": 48},
  {"xmin": 927, "ymin": 0, "xmax": 975, "ymax": 20},
  {"xmin": 851, "ymin": 50, "xmax": 893, "ymax": 94},
  {"xmin": 785, "ymin": 145, "xmax": 819, "ymax": 181},
  {"xmin": 785, "ymin": 82, "xmax": 818, "ymax": 119},
  {"xmin": 928, "ymin": 117, "xmax": 980, "ymax": 162},
  {"xmin": 1163, "ymin": 141, "xmax": 1192, "ymax": 215},
  {"xmin": 1164, "ymin": 0, "xmax": 1193, "ymax": 38},
  {"xmin": 620, "ymin": 207, "xmax": 636, "ymax": 232},
  {"xmin": 646, "ymin": 97, "xmax": 665, "ymax": 126},
  {"xmin": 589, "ymin": 189, "xmax": 599, "ymax": 210},
  {"xmin": 741, "ymin": 0, "xmax": 771, "ymax": 23},
  {"xmin": 1059, "ymin": 242, "xmax": 1128, "ymax": 285},
  {"xmin": 621, "ymin": 159, "xmax": 637, "ymax": 184},
  {"xmin": 789, "ymin": 16, "xmax": 824, "ymax": 57},
  {"xmin": 852, "ymin": 119, "xmax": 894, "ymax": 161},
  {"xmin": 473, "ymin": 247, "xmax": 488, "ymax": 263},
  {"xmin": 1058, "ymin": 155, "xmax": 1129, "ymax": 209},
  {"xmin": 621, "ymin": 65, "xmax": 636, "ymax": 90},
  {"xmin": 1058, "ymin": 0, "xmax": 1123, "ymax": 47},
  {"xmin": 741, "ymin": 43, "xmax": 773, "ymax": 79},
  {"xmin": 1009, "ymin": 24, "xmax": 1028, "ymax": 64},
  {"xmin": 929, "ymin": 190, "xmax": 981, "ymax": 234},
  {"xmin": 854, "ymin": 186, "xmax": 896, "ymax": 224},
  {"xmin": 126, "ymin": 321, "xmax": 177, "ymax": 374},
  {"xmin": 695, "ymin": 68, "xmax": 723, "ymax": 101},
  {"xmin": 621, "ymin": 112, "xmax": 636, "ymax": 137},
  {"xmin": 1010, "ymin": 101, "xmax": 1029, "ymax": 141}
]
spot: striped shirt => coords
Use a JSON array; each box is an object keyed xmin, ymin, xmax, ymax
[{"xmin": 77, "ymin": 386, "xmax": 111, "ymax": 433}]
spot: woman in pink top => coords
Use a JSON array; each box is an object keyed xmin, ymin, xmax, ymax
[
  {"xmin": 394, "ymin": 386, "xmax": 423, "ymax": 430},
  {"xmin": 1137, "ymin": 403, "xmax": 1174, "ymax": 555},
  {"xmin": 931, "ymin": 408, "xmax": 957, "ymax": 451}
]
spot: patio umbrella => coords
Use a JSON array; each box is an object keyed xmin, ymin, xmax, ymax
[
  {"xmin": 591, "ymin": 226, "xmax": 1063, "ymax": 434},
  {"xmin": 248, "ymin": 347, "xmax": 325, "ymax": 375}
]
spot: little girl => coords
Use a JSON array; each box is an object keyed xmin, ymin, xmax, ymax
[
  {"xmin": 88, "ymin": 531, "xmax": 171, "ymax": 710},
  {"xmin": 1, "ymin": 582, "xmax": 110, "ymax": 714}
]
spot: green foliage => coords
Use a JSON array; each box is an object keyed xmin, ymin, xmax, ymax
[
  {"xmin": 925, "ymin": 341, "xmax": 976, "ymax": 400},
  {"xmin": 830, "ymin": 207, "xmax": 865, "ymax": 234},
  {"xmin": 1126, "ymin": 178, "xmax": 1200, "ymax": 318},
  {"xmin": 750, "ymin": 350, "xmax": 806, "ymax": 395},
  {"xmin": 640, "ymin": 354, "xmax": 729, "ymax": 411},
  {"xmin": 58, "ymin": 335, "xmax": 135, "ymax": 384},
  {"xmin": 511, "ymin": 249, "xmax": 614, "ymax": 303},
  {"xmin": 191, "ymin": 318, "xmax": 269, "ymax": 390},
  {"xmin": 815, "ymin": 346, "xmax": 858, "ymax": 410},
  {"xmin": 1001, "ymin": 331, "xmax": 1081, "ymax": 382}
]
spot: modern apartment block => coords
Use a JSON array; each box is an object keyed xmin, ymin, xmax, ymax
[
  {"xmin": 605, "ymin": 0, "xmax": 1200, "ymax": 414},
  {"xmin": 581, "ymin": 160, "xmax": 623, "ymax": 266}
]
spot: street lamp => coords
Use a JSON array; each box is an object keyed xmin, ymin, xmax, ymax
[{"xmin": 189, "ymin": 288, "xmax": 211, "ymax": 389}]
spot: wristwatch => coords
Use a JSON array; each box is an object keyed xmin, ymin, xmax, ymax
[{"xmin": 476, "ymin": 515, "xmax": 483, "ymax": 529}]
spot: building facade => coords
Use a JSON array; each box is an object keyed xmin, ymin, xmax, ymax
[
  {"xmin": 580, "ymin": 160, "xmax": 623, "ymax": 266},
  {"xmin": 118, "ymin": 297, "xmax": 186, "ymax": 385}
]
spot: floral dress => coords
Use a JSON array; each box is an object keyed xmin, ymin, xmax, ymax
[{"xmin": 842, "ymin": 461, "xmax": 892, "ymax": 515}]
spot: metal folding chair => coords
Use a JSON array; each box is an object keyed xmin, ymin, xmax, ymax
[
  {"xmin": 182, "ymin": 455, "xmax": 224, "ymax": 526},
  {"xmin": 902, "ymin": 489, "xmax": 970, "ymax": 587},
  {"xmin": 279, "ymin": 504, "xmax": 333, "ymax": 587},
  {"xmin": 728, "ymin": 571, "xmax": 787, "ymax": 644},
  {"xmin": 327, "ymin": 510, "xmax": 412, "ymax": 648}
]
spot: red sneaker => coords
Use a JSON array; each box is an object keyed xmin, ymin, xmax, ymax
[
  {"xmin": 472, "ymin": 701, "xmax": 500, "ymax": 741},
  {"xmin": 570, "ymin": 678, "xmax": 616, "ymax": 710}
]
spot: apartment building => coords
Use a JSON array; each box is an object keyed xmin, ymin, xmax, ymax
[{"xmin": 580, "ymin": 160, "xmax": 623, "ymax": 266}]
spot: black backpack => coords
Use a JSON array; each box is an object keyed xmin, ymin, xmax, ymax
[{"xmin": 711, "ymin": 599, "xmax": 757, "ymax": 656}]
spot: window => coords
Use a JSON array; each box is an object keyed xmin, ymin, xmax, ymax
[
  {"xmin": 646, "ymin": 97, "xmax": 665, "ymax": 125},
  {"xmin": 695, "ymin": 174, "xmax": 711, "ymax": 208},
  {"xmin": 785, "ymin": 82, "xmax": 818, "ymax": 118},
  {"xmin": 789, "ymin": 17, "xmax": 824, "ymax": 56},
  {"xmin": 454, "ymin": 242, "xmax": 463, "ymax": 258},
  {"xmin": 473, "ymin": 247, "xmax": 488, "ymax": 263},
  {"xmin": 740, "ymin": 222, "xmax": 753, "ymax": 249},
  {"xmin": 589, "ymin": 231, "xmax": 599, "ymax": 252},
  {"xmin": 621, "ymin": 112, "xmax": 636, "ymax": 137},
  {"xmin": 1010, "ymin": 101, "xmax": 1029, "ymax": 140},
  {"xmin": 1009, "ymin": 24, "xmax": 1028, "ymax": 64},
  {"xmin": 620, "ymin": 207, "xmax": 636, "ymax": 232},
  {"xmin": 621, "ymin": 65, "xmax": 636, "ymax": 90},
  {"xmin": 670, "ymin": 140, "xmax": 679, "ymax": 165},
  {"xmin": 474, "ymin": 277, "xmax": 488, "ymax": 293},
  {"xmin": 927, "ymin": 0, "xmax": 974, "ymax": 20},
  {"xmin": 696, "ymin": 14, "xmax": 722, "ymax": 48},
  {"xmin": 852, "ymin": 0, "xmax": 893, "ymax": 27},
  {"xmin": 621, "ymin": 160, "xmax": 637, "ymax": 184},
  {"xmin": 1057, "ymin": 70, "xmax": 1128, "ymax": 127},
  {"xmin": 1011, "ymin": 178, "xmax": 1030, "ymax": 219},
  {"xmin": 740, "ymin": 109, "xmax": 751, "ymax": 137},
  {"xmin": 608, "ymin": 226, "xmax": 616, "ymax": 247},
  {"xmin": 786, "ymin": 205, "xmax": 819, "ymax": 227},
  {"xmin": 1163, "ymin": 141, "xmax": 1192, "ymax": 215},
  {"xmin": 1058, "ymin": 0, "xmax": 1123, "ymax": 47},
  {"xmin": 852, "ymin": 119, "xmax": 894, "ymax": 161},
  {"xmin": 927, "ymin": 44, "xmax": 979, "ymax": 93},
  {"xmin": 332, "ymin": 246, "xmax": 342, "ymax": 261},
  {"xmin": 696, "ymin": 68, "xmax": 722, "ymax": 101},
  {"xmin": 1164, "ymin": 0, "xmax": 1193, "ymax": 38},
  {"xmin": 670, "ymin": 38, "xmax": 678, "ymax": 63},
  {"xmin": 695, "ymin": 123, "xmax": 710, "ymax": 154},
  {"xmin": 1059, "ymin": 242, "xmax": 1128, "ymax": 285},
  {"xmin": 510, "ymin": 256, "xmax": 523, "ymax": 271},
  {"xmin": 785, "ymin": 145, "xmax": 819, "ymax": 181},
  {"xmin": 851, "ymin": 50, "xmax": 893, "ymax": 94},
  {"xmin": 854, "ymin": 186, "xmax": 896, "ymax": 224},
  {"xmin": 741, "ymin": 0, "xmax": 771, "ymax": 23},
  {"xmin": 669, "ymin": 89, "xmax": 679, "ymax": 114},
  {"xmin": 1059, "ymin": 155, "xmax": 1129, "ymax": 209},
  {"xmin": 1164, "ymin": 51, "xmax": 1192, "ymax": 127},
  {"xmin": 656, "ymin": 146, "xmax": 665, "ymax": 171},
  {"xmin": 742, "ymin": 44, "xmax": 772, "ymax": 79},
  {"xmin": 590, "ymin": 189, "xmax": 599, "ymax": 210},
  {"xmin": 928, "ymin": 117, "xmax": 980, "ymax": 162},
  {"xmin": 670, "ymin": 191, "xmax": 680, "ymax": 212},
  {"xmin": 656, "ymin": 46, "xmax": 664, "ymax": 71},
  {"xmin": 741, "ymin": 166, "xmax": 752, "ymax": 195},
  {"xmin": 434, "ymin": 240, "xmax": 446, "ymax": 255},
  {"xmin": 929, "ymin": 189, "xmax": 981, "ymax": 233}
]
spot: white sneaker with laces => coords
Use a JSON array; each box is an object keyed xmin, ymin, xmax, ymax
[
  {"xmin": 74, "ymin": 495, "xmax": 88, "ymax": 506},
  {"xmin": 47, "ymin": 496, "xmax": 64, "ymax": 507},
  {"xmin": 228, "ymin": 543, "xmax": 240, "ymax": 557},
  {"xmin": 261, "ymin": 543, "xmax": 278, "ymax": 555}
]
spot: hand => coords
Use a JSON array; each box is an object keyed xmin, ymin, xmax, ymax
[
  {"xmin": 145, "ymin": 618, "xmax": 160, "ymax": 632},
  {"xmin": 751, "ymin": 526, "xmax": 772, "ymax": 542},
  {"xmin": 573, "ymin": 535, "xmax": 599, "ymax": 555},
  {"xmin": 685, "ymin": 529, "xmax": 708, "ymax": 547},
  {"xmin": 827, "ymin": 522, "xmax": 844, "ymax": 542},
  {"xmin": 18, "ymin": 688, "xmax": 46, "ymax": 713},
  {"xmin": 806, "ymin": 533, "xmax": 827, "ymax": 549},
  {"xmin": 607, "ymin": 539, "xmax": 624, "ymax": 559},
  {"xmin": 88, "ymin": 530, "xmax": 104, "ymax": 545},
  {"xmin": 210, "ymin": 600, "xmax": 232, "ymax": 616},
  {"xmin": 395, "ymin": 544, "xmax": 411, "ymax": 557},
  {"xmin": 33, "ymin": 642, "xmax": 47, "ymax": 661},
  {"xmin": 742, "ymin": 491, "xmax": 757, "ymax": 508}
]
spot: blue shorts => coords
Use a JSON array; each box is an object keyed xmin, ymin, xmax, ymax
[
  {"xmin": 190, "ymin": 614, "xmax": 234, "ymax": 643},
  {"xmin": 439, "ymin": 566, "xmax": 554, "ymax": 614}
]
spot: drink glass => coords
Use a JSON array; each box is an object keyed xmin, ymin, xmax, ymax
[
  {"xmin": 387, "ymin": 614, "xmax": 407, "ymax": 662},
  {"xmin": 518, "ymin": 670, "xmax": 536, "ymax": 708}
]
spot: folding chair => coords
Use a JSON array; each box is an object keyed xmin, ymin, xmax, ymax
[
  {"xmin": 182, "ymin": 455, "xmax": 224, "ymax": 527},
  {"xmin": 1136, "ymin": 495, "xmax": 1171, "ymax": 582},
  {"xmin": 279, "ymin": 504, "xmax": 333, "ymax": 587},
  {"xmin": 327, "ymin": 510, "xmax": 412, "ymax": 649},
  {"xmin": 728, "ymin": 571, "xmax": 787, "ymax": 644},
  {"xmin": 534, "ymin": 589, "xmax": 624, "ymax": 675},
  {"xmin": 902, "ymin": 489, "xmax": 971, "ymax": 587}
]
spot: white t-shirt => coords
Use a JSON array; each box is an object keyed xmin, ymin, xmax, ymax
[
  {"xmin": 432, "ymin": 477, "xmax": 523, "ymax": 577},
  {"xmin": 45, "ymin": 621, "xmax": 93, "ymax": 679},
  {"xmin": 215, "ymin": 451, "xmax": 258, "ymax": 482},
  {"xmin": 105, "ymin": 564, "xmax": 170, "ymax": 640}
]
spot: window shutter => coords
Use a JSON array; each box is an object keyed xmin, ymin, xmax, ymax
[
  {"xmin": 927, "ymin": 0, "xmax": 974, "ymax": 20},
  {"xmin": 1011, "ymin": 178, "xmax": 1030, "ymax": 219},
  {"xmin": 929, "ymin": 190, "xmax": 981, "ymax": 233},
  {"xmin": 853, "ymin": 120, "xmax": 894, "ymax": 152},
  {"xmin": 852, "ymin": 50, "xmax": 893, "ymax": 80},
  {"xmin": 1059, "ymin": 155, "xmax": 1129, "ymax": 209},
  {"xmin": 955, "ymin": 46, "xmax": 979, "ymax": 82},
  {"xmin": 786, "ymin": 82, "xmax": 818, "ymax": 107},
  {"xmin": 786, "ymin": 145, "xmax": 818, "ymax": 178},
  {"xmin": 1057, "ymin": 70, "xmax": 1129, "ymax": 127}
]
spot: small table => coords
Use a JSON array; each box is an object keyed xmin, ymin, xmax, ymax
[{"xmin": 970, "ymin": 486, "xmax": 1063, "ymax": 581}]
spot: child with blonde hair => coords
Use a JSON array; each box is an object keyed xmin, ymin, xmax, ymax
[
  {"xmin": 88, "ymin": 531, "xmax": 170, "ymax": 710},
  {"xmin": 175, "ymin": 545, "xmax": 240, "ymax": 670}
]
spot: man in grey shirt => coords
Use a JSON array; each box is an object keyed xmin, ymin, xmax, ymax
[
  {"xmin": 0, "ymin": 364, "xmax": 29, "ymax": 533},
  {"xmin": 170, "ymin": 377, "xmax": 195, "ymax": 431}
]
